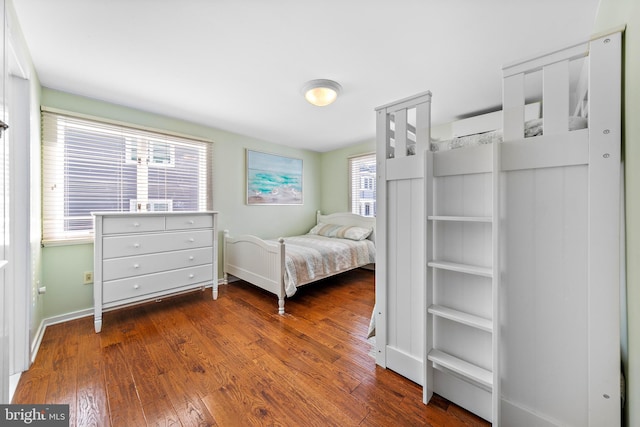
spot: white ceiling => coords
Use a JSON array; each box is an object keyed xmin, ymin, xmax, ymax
[{"xmin": 13, "ymin": 0, "xmax": 600, "ymax": 152}]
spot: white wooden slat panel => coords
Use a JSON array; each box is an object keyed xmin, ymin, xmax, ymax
[
  {"xmin": 433, "ymin": 144, "xmax": 492, "ymax": 177},
  {"xmin": 415, "ymin": 102, "xmax": 431, "ymax": 153},
  {"xmin": 436, "ymin": 270, "xmax": 492, "ymax": 319},
  {"xmin": 491, "ymin": 139, "xmax": 500, "ymax": 425},
  {"xmin": 410, "ymin": 178, "xmax": 424, "ymax": 359},
  {"xmin": 386, "ymin": 177, "xmax": 425, "ymax": 385},
  {"xmin": 463, "ymin": 173, "xmax": 493, "ymax": 222},
  {"xmin": 500, "ymin": 166, "xmax": 589, "ymax": 427},
  {"xmin": 502, "ymin": 41, "xmax": 588, "ymax": 78},
  {"xmin": 394, "ymin": 109, "xmax": 408, "ymax": 159},
  {"xmin": 499, "ymin": 169, "xmax": 540, "ymax": 407},
  {"xmin": 434, "ymin": 318, "xmax": 492, "ymax": 371},
  {"xmin": 428, "ymin": 216, "xmax": 491, "ymax": 222},
  {"xmin": 386, "ymin": 346, "xmax": 423, "ymax": 385},
  {"xmin": 425, "ymin": 151, "xmax": 435, "ymax": 403},
  {"xmin": 434, "ymin": 222, "xmax": 491, "ymax": 269},
  {"xmin": 500, "ymin": 129, "xmax": 588, "ymax": 171},
  {"xmin": 434, "ymin": 370, "xmax": 492, "ymax": 422},
  {"xmin": 533, "ymin": 167, "xmax": 588, "ymax": 425},
  {"xmin": 429, "ymin": 349, "xmax": 492, "ymax": 389},
  {"xmin": 394, "ymin": 181, "xmax": 413, "ymax": 353},
  {"xmin": 435, "ymin": 176, "xmax": 461, "ymax": 216},
  {"xmin": 375, "ymin": 107, "xmax": 388, "ymax": 367},
  {"xmin": 586, "ymin": 32, "xmax": 622, "ymax": 426},
  {"xmin": 543, "ymin": 60, "xmax": 570, "ymax": 135},
  {"xmin": 386, "ymin": 155, "xmax": 423, "ymax": 180},
  {"xmin": 501, "ymin": 399, "xmax": 563, "ymax": 427},
  {"xmin": 572, "ymin": 57, "xmax": 589, "ymax": 117},
  {"xmin": 436, "ymin": 174, "xmax": 492, "ymax": 218},
  {"xmin": 375, "ymin": 91, "xmax": 432, "ymax": 114},
  {"xmin": 428, "ymin": 305, "xmax": 492, "ymax": 332},
  {"xmin": 503, "ymin": 73, "xmax": 525, "ymax": 141},
  {"xmin": 386, "ymin": 181, "xmax": 399, "ymax": 347}
]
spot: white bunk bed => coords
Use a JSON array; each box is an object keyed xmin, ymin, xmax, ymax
[
  {"xmin": 376, "ymin": 30, "xmax": 622, "ymax": 426},
  {"xmin": 223, "ymin": 211, "xmax": 375, "ymax": 314}
]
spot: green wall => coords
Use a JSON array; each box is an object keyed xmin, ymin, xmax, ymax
[
  {"xmin": 320, "ymin": 139, "xmax": 375, "ymax": 214},
  {"xmin": 594, "ymin": 0, "xmax": 639, "ymax": 424},
  {"xmin": 40, "ymin": 88, "xmax": 328, "ymax": 319}
]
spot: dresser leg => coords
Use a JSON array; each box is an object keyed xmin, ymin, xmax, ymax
[{"xmin": 94, "ymin": 318, "xmax": 102, "ymax": 333}]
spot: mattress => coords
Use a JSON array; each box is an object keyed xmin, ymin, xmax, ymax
[
  {"xmin": 430, "ymin": 116, "xmax": 588, "ymax": 152},
  {"xmin": 276, "ymin": 234, "xmax": 376, "ymax": 297}
]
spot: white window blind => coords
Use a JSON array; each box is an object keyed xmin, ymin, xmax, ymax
[
  {"xmin": 42, "ymin": 110, "xmax": 213, "ymax": 244},
  {"xmin": 349, "ymin": 153, "xmax": 376, "ymax": 217}
]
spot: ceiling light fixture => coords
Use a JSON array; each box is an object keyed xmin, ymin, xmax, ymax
[{"xmin": 302, "ymin": 79, "xmax": 342, "ymax": 107}]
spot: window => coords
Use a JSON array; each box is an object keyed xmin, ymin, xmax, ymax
[
  {"xmin": 349, "ymin": 153, "xmax": 376, "ymax": 217},
  {"xmin": 42, "ymin": 110, "xmax": 213, "ymax": 244}
]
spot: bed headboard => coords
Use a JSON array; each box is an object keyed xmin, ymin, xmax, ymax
[{"xmin": 316, "ymin": 211, "xmax": 376, "ymax": 244}]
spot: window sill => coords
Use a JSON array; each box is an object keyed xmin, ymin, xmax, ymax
[{"xmin": 41, "ymin": 237, "xmax": 95, "ymax": 248}]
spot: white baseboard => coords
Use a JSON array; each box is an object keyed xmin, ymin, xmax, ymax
[
  {"xmin": 9, "ymin": 372, "xmax": 21, "ymax": 403},
  {"xmin": 31, "ymin": 308, "xmax": 94, "ymax": 365}
]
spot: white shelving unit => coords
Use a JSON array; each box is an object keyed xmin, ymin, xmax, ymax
[{"xmin": 423, "ymin": 143, "xmax": 498, "ymax": 423}]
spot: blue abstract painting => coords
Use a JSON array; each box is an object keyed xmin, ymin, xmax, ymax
[{"xmin": 246, "ymin": 150, "xmax": 303, "ymax": 205}]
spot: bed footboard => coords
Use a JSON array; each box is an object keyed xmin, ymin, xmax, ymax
[{"xmin": 223, "ymin": 230, "xmax": 286, "ymax": 314}]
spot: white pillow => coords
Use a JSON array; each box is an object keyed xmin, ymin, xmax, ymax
[{"xmin": 308, "ymin": 223, "xmax": 373, "ymax": 241}]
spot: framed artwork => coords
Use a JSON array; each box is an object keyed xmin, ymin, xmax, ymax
[{"xmin": 246, "ymin": 150, "xmax": 303, "ymax": 205}]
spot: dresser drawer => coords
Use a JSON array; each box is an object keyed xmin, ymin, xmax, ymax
[
  {"xmin": 102, "ymin": 229, "xmax": 213, "ymax": 258},
  {"xmin": 102, "ymin": 215, "xmax": 165, "ymax": 235},
  {"xmin": 103, "ymin": 264, "xmax": 213, "ymax": 304},
  {"xmin": 102, "ymin": 247, "xmax": 213, "ymax": 281},
  {"xmin": 166, "ymin": 214, "xmax": 213, "ymax": 231}
]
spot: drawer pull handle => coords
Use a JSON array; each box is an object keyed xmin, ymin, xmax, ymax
[
  {"xmin": 188, "ymin": 220, "xmax": 195, "ymax": 225},
  {"xmin": 133, "ymin": 264, "xmax": 140, "ymax": 269},
  {"xmin": 133, "ymin": 284, "xmax": 140, "ymax": 289},
  {"xmin": 188, "ymin": 238, "xmax": 195, "ymax": 243},
  {"xmin": 133, "ymin": 222, "xmax": 140, "ymax": 227},
  {"xmin": 133, "ymin": 243, "xmax": 140, "ymax": 248},
  {"xmin": 189, "ymin": 256, "xmax": 195, "ymax": 261},
  {"xmin": 189, "ymin": 274, "xmax": 195, "ymax": 279}
]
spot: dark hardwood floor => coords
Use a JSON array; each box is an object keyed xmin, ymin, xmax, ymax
[{"xmin": 13, "ymin": 268, "xmax": 490, "ymax": 426}]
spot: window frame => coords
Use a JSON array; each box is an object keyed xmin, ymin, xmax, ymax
[
  {"xmin": 348, "ymin": 152, "xmax": 376, "ymax": 218},
  {"xmin": 41, "ymin": 107, "xmax": 214, "ymax": 246}
]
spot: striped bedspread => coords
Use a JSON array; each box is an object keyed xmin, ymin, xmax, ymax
[{"xmin": 278, "ymin": 235, "xmax": 375, "ymax": 297}]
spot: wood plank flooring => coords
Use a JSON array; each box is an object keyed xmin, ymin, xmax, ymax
[{"xmin": 13, "ymin": 268, "xmax": 490, "ymax": 426}]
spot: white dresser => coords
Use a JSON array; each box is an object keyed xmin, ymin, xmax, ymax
[{"xmin": 92, "ymin": 211, "xmax": 218, "ymax": 333}]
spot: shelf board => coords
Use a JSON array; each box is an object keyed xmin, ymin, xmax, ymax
[
  {"xmin": 428, "ymin": 304, "xmax": 492, "ymax": 333},
  {"xmin": 428, "ymin": 215, "xmax": 492, "ymax": 223},
  {"xmin": 428, "ymin": 349, "xmax": 493, "ymax": 391},
  {"xmin": 427, "ymin": 260, "xmax": 492, "ymax": 277}
]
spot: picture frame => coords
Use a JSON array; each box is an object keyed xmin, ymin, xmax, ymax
[{"xmin": 246, "ymin": 149, "xmax": 303, "ymax": 205}]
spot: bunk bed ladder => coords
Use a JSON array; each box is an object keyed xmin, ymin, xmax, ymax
[{"xmin": 424, "ymin": 142, "xmax": 499, "ymax": 423}]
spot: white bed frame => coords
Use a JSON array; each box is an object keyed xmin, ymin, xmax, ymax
[
  {"xmin": 222, "ymin": 211, "xmax": 375, "ymax": 314},
  {"xmin": 376, "ymin": 30, "xmax": 622, "ymax": 426}
]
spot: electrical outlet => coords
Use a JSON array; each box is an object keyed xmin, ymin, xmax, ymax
[{"xmin": 83, "ymin": 271, "xmax": 93, "ymax": 285}]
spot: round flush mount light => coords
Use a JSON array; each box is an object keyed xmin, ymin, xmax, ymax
[{"xmin": 302, "ymin": 79, "xmax": 342, "ymax": 107}]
